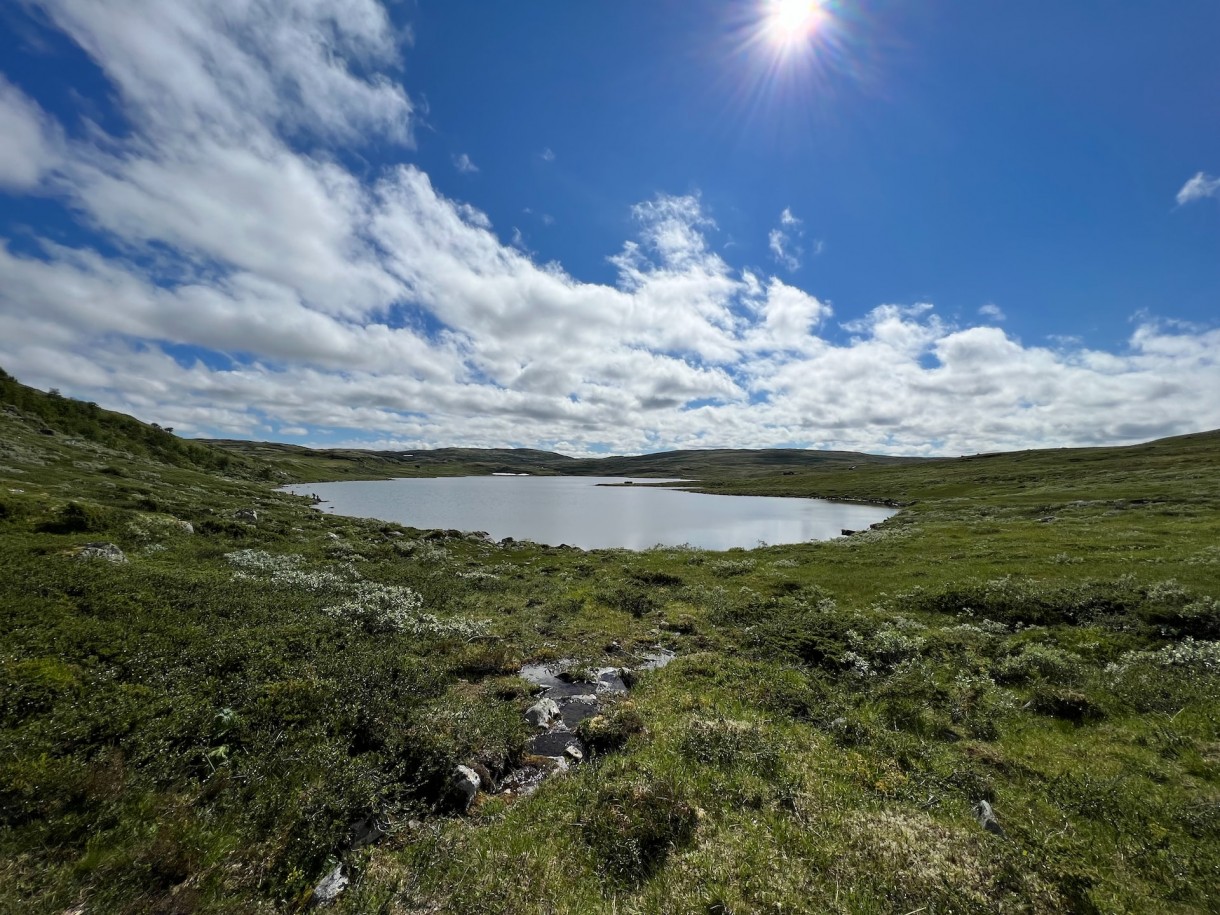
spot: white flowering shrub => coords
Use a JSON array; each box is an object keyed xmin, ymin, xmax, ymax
[
  {"xmin": 224, "ymin": 549, "xmax": 304, "ymax": 574},
  {"xmin": 1107, "ymin": 638, "xmax": 1220, "ymax": 675},
  {"xmin": 995, "ymin": 644, "xmax": 1084, "ymax": 685}
]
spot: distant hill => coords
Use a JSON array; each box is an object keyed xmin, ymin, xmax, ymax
[{"xmin": 202, "ymin": 439, "xmax": 926, "ymax": 483}]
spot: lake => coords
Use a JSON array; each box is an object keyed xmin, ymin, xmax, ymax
[{"xmin": 282, "ymin": 476, "xmax": 897, "ymax": 551}]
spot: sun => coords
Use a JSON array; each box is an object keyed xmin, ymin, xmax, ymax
[{"xmin": 762, "ymin": 0, "xmax": 826, "ymax": 50}]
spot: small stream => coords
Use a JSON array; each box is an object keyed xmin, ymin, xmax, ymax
[{"xmin": 496, "ymin": 650, "xmax": 675, "ymax": 797}]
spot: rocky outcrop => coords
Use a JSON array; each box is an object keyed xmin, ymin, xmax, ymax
[{"xmin": 75, "ymin": 542, "xmax": 126, "ymax": 563}]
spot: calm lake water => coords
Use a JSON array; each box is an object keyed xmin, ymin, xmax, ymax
[{"xmin": 283, "ymin": 476, "xmax": 896, "ymax": 551}]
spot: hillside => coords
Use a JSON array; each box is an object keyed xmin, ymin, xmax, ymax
[
  {"xmin": 2, "ymin": 373, "xmax": 1218, "ymax": 914},
  {"xmin": 204, "ymin": 438, "xmax": 923, "ymax": 484}
]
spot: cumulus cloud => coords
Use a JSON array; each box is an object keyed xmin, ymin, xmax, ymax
[
  {"xmin": 453, "ymin": 152, "xmax": 478, "ymax": 174},
  {"xmin": 978, "ymin": 303, "xmax": 1005, "ymax": 322},
  {"xmin": 1176, "ymin": 171, "xmax": 1220, "ymax": 206},
  {"xmin": 0, "ymin": 0, "xmax": 1218, "ymax": 456}
]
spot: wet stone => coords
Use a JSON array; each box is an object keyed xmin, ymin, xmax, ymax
[{"xmin": 528, "ymin": 730, "xmax": 585, "ymax": 758}]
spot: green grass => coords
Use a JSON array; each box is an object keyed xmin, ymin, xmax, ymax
[{"xmin": 1, "ymin": 372, "xmax": 1217, "ymax": 913}]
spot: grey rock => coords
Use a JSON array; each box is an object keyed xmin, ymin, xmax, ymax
[
  {"xmin": 972, "ymin": 800, "xmax": 1004, "ymax": 836},
  {"xmin": 453, "ymin": 764, "xmax": 481, "ymax": 812},
  {"xmin": 525, "ymin": 698, "xmax": 561, "ymax": 728},
  {"xmin": 76, "ymin": 542, "xmax": 126, "ymax": 563},
  {"xmin": 233, "ymin": 508, "xmax": 258, "ymax": 523},
  {"xmin": 350, "ymin": 816, "xmax": 387, "ymax": 849},
  {"xmin": 564, "ymin": 745, "xmax": 584, "ymax": 763},
  {"xmin": 173, "ymin": 520, "xmax": 194, "ymax": 535},
  {"xmin": 311, "ymin": 863, "xmax": 348, "ymax": 907}
]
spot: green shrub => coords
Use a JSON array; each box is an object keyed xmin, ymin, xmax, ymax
[
  {"xmin": 680, "ymin": 717, "xmax": 782, "ymax": 775},
  {"xmin": 580, "ymin": 774, "xmax": 700, "ymax": 884},
  {"xmin": 38, "ymin": 501, "xmax": 116, "ymax": 534},
  {"xmin": 994, "ymin": 644, "xmax": 1084, "ymax": 685}
]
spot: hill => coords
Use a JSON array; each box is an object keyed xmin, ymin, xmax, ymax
[{"xmin": 205, "ymin": 439, "xmax": 923, "ymax": 483}]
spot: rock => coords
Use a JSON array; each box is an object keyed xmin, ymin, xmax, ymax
[
  {"xmin": 841, "ymin": 528, "xmax": 858, "ymax": 536},
  {"xmin": 1039, "ymin": 516, "xmax": 1057, "ymax": 524},
  {"xmin": 564, "ymin": 745, "xmax": 584, "ymax": 763},
  {"xmin": 350, "ymin": 816, "xmax": 386, "ymax": 849},
  {"xmin": 525, "ymin": 698, "xmax": 561, "ymax": 728},
  {"xmin": 173, "ymin": 520, "xmax": 194, "ymax": 535},
  {"xmin": 326, "ymin": 532, "xmax": 342, "ymax": 541},
  {"xmin": 233, "ymin": 508, "xmax": 258, "ymax": 523},
  {"xmin": 972, "ymin": 800, "xmax": 1004, "ymax": 836},
  {"xmin": 311, "ymin": 863, "xmax": 348, "ymax": 907},
  {"xmin": 75, "ymin": 542, "xmax": 126, "ymax": 563},
  {"xmin": 453, "ymin": 765, "xmax": 481, "ymax": 812}
]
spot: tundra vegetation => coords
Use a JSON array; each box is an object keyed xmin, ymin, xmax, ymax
[{"xmin": 1, "ymin": 367, "xmax": 1218, "ymax": 913}]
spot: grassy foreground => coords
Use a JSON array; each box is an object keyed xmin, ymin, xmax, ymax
[{"xmin": 1, "ymin": 371, "xmax": 1218, "ymax": 913}]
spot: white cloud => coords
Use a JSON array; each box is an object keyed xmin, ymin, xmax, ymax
[
  {"xmin": 979, "ymin": 302, "xmax": 1005, "ymax": 322},
  {"xmin": 768, "ymin": 207, "xmax": 803, "ymax": 272},
  {"xmin": 0, "ymin": 0, "xmax": 1218, "ymax": 458},
  {"xmin": 1176, "ymin": 171, "xmax": 1220, "ymax": 206},
  {"xmin": 540, "ymin": 147, "xmax": 556, "ymax": 162},
  {"xmin": 453, "ymin": 152, "xmax": 478, "ymax": 174},
  {"xmin": 0, "ymin": 76, "xmax": 63, "ymax": 190}
]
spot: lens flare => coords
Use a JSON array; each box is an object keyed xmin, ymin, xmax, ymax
[{"xmin": 762, "ymin": 0, "xmax": 827, "ymax": 51}]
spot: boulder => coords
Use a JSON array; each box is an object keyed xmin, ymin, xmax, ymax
[
  {"xmin": 525, "ymin": 698, "xmax": 561, "ymax": 728},
  {"xmin": 233, "ymin": 508, "xmax": 258, "ymax": 523},
  {"xmin": 75, "ymin": 542, "xmax": 126, "ymax": 563},
  {"xmin": 453, "ymin": 764, "xmax": 481, "ymax": 812},
  {"xmin": 972, "ymin": 799, "xmax": 1004, "ymax": 836},
  {"xmin": 311, "ymin": 863, "xmax": 348, "ymax": 907}
]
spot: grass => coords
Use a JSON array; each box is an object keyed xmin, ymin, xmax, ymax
[{"xmin": 0, "ymin": 369, "xmax": 1217, "ymax": 913}]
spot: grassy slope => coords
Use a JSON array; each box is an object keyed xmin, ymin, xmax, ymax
[{"xmin": 1, "ymin": 375, "xmax": 1218, "ymax": 914}]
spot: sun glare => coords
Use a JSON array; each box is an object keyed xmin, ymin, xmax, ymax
[{"xmin": 763, "ymin": 0, "xmax": 826, "ymax": 50}]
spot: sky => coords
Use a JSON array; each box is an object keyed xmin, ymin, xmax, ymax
[{"xmin": 0, "ymin": 0, "xmax": 1218, "ymax": 457}]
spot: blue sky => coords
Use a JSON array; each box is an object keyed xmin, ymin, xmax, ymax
[{"xmin": 0, "ymin": 0, "xmax": 1218, "ymax": 455}]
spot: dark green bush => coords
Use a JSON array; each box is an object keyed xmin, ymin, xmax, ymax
[{"xmin": 581, "ymin": 774, "xmax": 699, "ymax": 884}]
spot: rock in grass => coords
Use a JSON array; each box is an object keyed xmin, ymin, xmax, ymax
[
  {"xmin": 75, "ymin": 542, "xmax": 126, "ymax": 563},
  {"xmin": 311, "ymin": 863, "xmax": 348, "ymax": 907},
  {"xmin": 525, "ymin": 698, "xmax": 561, "ymax": 728},
  {"xmin": 233, "ymin": 508, "xmax": 258, "ymax": 523},
  {"xmin": 453, "ymin": 764, "xmax": 481, "ymax": 812},
  {"xmin": 972, "ymin": 799, "xmax": 1004, "ymax": 836}
]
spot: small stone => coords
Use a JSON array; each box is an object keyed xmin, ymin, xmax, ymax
[
  {"xmin": 173, "ymin": 520, "xmax": 194, "ymax": 535},
  {"xmin": 564, "ymin": 745, "xmax": 584, "ymax": 763},
  {"xmin": 453, "ymin": 765, "xmax": 481, "ymax": 812},
  {"xmin": 311, "ymin": 863, "xmax": 348, "ymax": 907},
  {"xmin": 972, "ymin": 799, "xmax": 1004, "ymax": 836},
  {"xmin": 525, "ymin": 698, "xmax": 561, "ymax": 728},
  {"xmin": 233, "ymin": 508, "xmax": 258, "ymax": 523},
  {"xmin": 75, "ymin": 542, "xmax": 126, "ymax": 563},
  {"xmin": 350, "ymin": 817, "xmax": 386, "ymax": 849}
]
